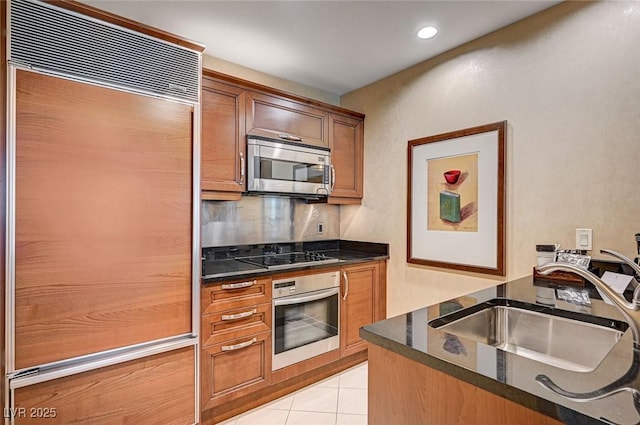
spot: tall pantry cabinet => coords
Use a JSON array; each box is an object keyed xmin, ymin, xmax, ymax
[{"xmin": 3, "ymin": 1, "xmax": 203, "ymax": 423}]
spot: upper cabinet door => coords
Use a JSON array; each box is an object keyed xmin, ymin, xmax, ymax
[
  {"xmin": 328, "ymin": 114, "xmax": 364, "ymax": 203},
  {"xmin": 246, "ymin": 91, "xmax": 329, "ymax": 148},
  {"xmin": 201, "ymin": 78, "xmax": 246, "ymax": 195}
]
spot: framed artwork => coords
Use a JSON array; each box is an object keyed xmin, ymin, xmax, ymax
[{"xmin": 407, "ymin": 121, "xmax": 506, "ymax": 275}]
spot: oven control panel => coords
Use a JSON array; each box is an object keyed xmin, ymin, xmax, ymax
[
  {"xmin": 273, "ymin": 280, "xmax": 296, "ymax": 298},
  {"xmin": 272, "ymin": 271, "xmax": 339, "ymax": 299}
]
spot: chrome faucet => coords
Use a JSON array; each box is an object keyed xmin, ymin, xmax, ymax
[
  {"xmin": 536, "ymin": 249, "xmax": 640, "ymax": 350},
  {"xmin": 536, "ymin": 249, "xmax": 640, "ymax": 409},
  {"xmin": 600, "ymin": 248, "xmax": 640, "ymax": 282}
]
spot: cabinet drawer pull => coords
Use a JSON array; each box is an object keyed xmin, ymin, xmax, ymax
[
  {"xmin": 221, "ymin": 280, "xmax": 256, "ymax": 290},
  {"xmin": 221, "ymin": 309, "xmax": 257, "ymax": 321},
  {"xmin": 221, "ymin": 337, "xmax": 257, "ymax": 352}
]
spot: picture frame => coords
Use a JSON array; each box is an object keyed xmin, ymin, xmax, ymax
[{"xmin": 407, "ymin": 121, "xmax": 506, "ymax": 276}]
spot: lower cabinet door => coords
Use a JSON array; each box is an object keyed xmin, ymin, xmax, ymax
[
  {"xmin": 12, "ymin": 346, "xmax": 196, "ymax": 425},
  {"xmin": 341, "ymin": 262, "xmax": 379, "ymax": 357},
  {"xmin": 201, "ymin": 331, "xmax": 271, "ymax": 410}
]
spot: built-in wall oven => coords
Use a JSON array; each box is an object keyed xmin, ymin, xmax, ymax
[{"xmin": 272, "ymin": 271, "xmax": 340, "ymax": 370}]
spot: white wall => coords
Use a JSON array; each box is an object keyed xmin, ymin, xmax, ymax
[{"xmin": 340, "ymin": 1, "xmax": 640, "ymax": 317}]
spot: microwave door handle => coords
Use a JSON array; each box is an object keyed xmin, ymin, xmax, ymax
[
  {"xmin": 274, "ymin": 287, "xmax": 339, "ymax": 307},
  {"xmin": 331, "ymin": 165, "xmax": 336, "ymax": 192}
]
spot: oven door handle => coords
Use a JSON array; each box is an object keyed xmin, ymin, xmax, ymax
[{"xmin": 274, "ymin": 287, "xmax": 339, "ymax": 307}]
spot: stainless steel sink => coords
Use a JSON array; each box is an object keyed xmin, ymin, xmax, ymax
[{"xmin": 428, "ymin": 298, "xmax": 629, "ymax": 372}]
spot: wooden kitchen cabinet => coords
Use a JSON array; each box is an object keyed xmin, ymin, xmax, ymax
[
  {"xmin": 200, "ymin": 277, "xmax": 272, "ymax": 411},
  {"xmin": 13, "ymin": 346, "xmax": 196, "ymax": 425},
  {"xmin": 201, "ymin": 277, "xmax": 271, "ymax": 315},
  {"xmin": 340, "ymin": 261, "xmax": 381, "ymax": 357},
  {"xmin": 201, "ymin": 330, "xmax": 271, "ymax": 410},
  {"xmin": 246, "ymin": 91, "xmax": 329, "ymax": 148},
  {"xmin": 202, "ymin": 260, "xmax": 386, "ymax": 424},
  {"xmin": 202, "ymin": 302, "xmax": 271, "ymax": 347},
  {"xmin": 328, "ymin": 113, "xmax": 364, "ymax": 204},
  {"xmin": 199, "ymin": 69, "xmax": 367, "ymax": 203},
  {"xmin": 368, "ymin": 344, "xmax": 563, "ymax": 425},
  {"xmin": 201, "ymin": 74, "xmax": 246, "ymax": 200}
]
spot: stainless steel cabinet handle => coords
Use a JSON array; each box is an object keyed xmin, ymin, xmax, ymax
[
  {"xmin": 342, "ymin": 271, "xmax": 349, "ymax": 301},
  {"xmin": 221, "ymin": 337, "xmax": 257, "ymax": 352},
  {"xmin": 221, "ymin": 280, "xmax": 256, "ymax": 290},
  {"xmin": 239, "ymin": 151, "xmax": 245, "ymax": 185},
  {"xmin": 331, "ymin": 165, "xmax": 336, "ymax": 192},
  {"xmin": 221, "ymin": 309, "xmax": 257, "ymax": 321},
  {"xmin": 278, "ymin": 133, "xmax": 302, "ymax": 142},
  {"xmin": 274, "ymin": 287, "xmax": 339, "ymax": 307}
]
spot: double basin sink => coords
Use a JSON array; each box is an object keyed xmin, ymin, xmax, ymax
[{"xmin": 428, "ymin": 298, "xmax": 629, "ymax": 372}]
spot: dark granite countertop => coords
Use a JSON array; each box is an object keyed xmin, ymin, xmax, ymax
[
  {"xmin": 361, "ymin": 275, "xmax": 640, "ymax": 425},
  {"xmin": 202, "ymin": 240, "xmax": 389, "ymax": 283}
]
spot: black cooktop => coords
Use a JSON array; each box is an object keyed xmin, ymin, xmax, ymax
[{"xmin": 237, "ymin": 252, "xmax": 339, "ymax": 270}]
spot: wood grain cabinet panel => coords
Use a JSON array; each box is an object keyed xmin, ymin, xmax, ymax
[
  {"xmin": 246, "ymin": 91, "xmax": 329, "ymax": 148},
  {"xmin": 202, "ymin": 302, "xmax": 271, "ymax": 347},
  {"xmin": 328, "ymin": 114, "xmax": 364, "ymax": 203},
  {"xmin": 201, "ymin": 77, "xmax": 246, "ymax": 198},
  {"xmin": 199, "ymin": 261, "xmax": 385, "ymax": 423},
  {"xmin": 201, "ymin": 276, "xmax": 273, "ymax": 411},
  {"xmin": 201, "ymin": 330, "xmax": 271, "ymax": 410},
  {"xmin": 340, "ymin": 262, "xmax": 379, "ymax": 357},
  {"xmin": 368, "ymin": 344, "xmax": 563, "ymax": 425},
  {"xmin": 14, "ymin": 70, "xmax": 193, "ymax": 370},
  {"xmin": 201, "ymin": 277, "xmax": 272, "ymax": 315},
  {"xmin": 14, "ymin": 346, "xmax": 196, "ymax": 425}
]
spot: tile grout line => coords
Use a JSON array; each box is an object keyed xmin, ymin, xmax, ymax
[{"xmin": 284, "ymin": 405, "xmax": 291, "ymax": 425}]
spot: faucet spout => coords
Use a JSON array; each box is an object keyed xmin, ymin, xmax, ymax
[
  {"xmin": 601, "ymin": 249, "xmax": 640, "ymax": 303},
  {"xmin": 536, "ymin": 262, "xmax": 640, "ymax": 349},
  {"xmin": 600, "ymin": 249, "xmax": 640, "ymax": 277}
]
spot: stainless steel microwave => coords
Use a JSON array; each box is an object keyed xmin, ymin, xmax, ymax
[{"xmin": 246, "ymin": 136, "xmax": 333, "ymax": 197}]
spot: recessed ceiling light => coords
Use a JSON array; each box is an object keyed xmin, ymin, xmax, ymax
[{"xmin": 417, "ymin": 26, "xmax": 438, "ymax": 39}]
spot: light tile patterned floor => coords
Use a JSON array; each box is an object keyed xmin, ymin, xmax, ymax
[{"xmin": 219, "ymin": 362, "xmax": 368, "ymax": 425}]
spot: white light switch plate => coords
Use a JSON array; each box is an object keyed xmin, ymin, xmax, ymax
[{"xmin": 576, "ymin": 228, "xmax": 593, "ymax": 250}]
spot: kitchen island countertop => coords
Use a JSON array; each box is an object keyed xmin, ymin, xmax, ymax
[{"xmin": 361, "ymin": 275, "xmax": 640, "ymax": 425}]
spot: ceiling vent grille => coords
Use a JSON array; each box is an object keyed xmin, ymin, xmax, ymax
[{"xmin": 9, "ymin": 0, "xmax": 200, "ymax": 103}]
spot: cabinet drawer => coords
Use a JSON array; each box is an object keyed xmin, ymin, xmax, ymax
[
  {"xmin": 246, "ymin": 91, "xmax": 329, "ymax": 148},
  {"xmin": 201, "ymin": 330, "xmax": 271, "ymax": 409},
  {"xmin": 202, "ymin": 277, "xmax": 272, "ymax": 314},
  {"xmin": 202, "ymin": 302, "xmax": 271, "ymax": 347}
]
